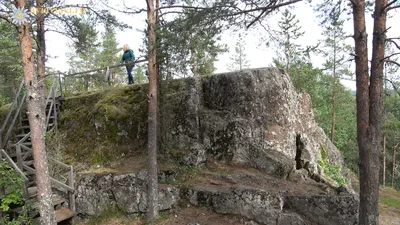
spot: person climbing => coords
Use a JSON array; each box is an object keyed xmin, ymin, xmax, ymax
[{"xmin": 121, "ymin": 44, "xmax": 135, "ymax": 84}]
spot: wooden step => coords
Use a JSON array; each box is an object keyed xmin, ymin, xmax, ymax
[
  {"xmin": 33, "ymin": 208, "xmax": 76, "ymax": 223},
  {"xmin": 55, "ymin": 208, "xmax": 75, "ymax": 223},
  {"xmin": 24, "ymin": 160, "xmax": 34, "ymax": 166},
  {"xmin": 28, "ymin": 186, "xmax": 38, "ymax": 197},
  {"xmin": 29, "ymin": 194, "xmax": 67, "ymax": 210},
  {"xmin": 18, "ymin": 125, "xmax": 31, "ymax": 130},
  {"xmin": 15, "ymin": 134, "xmax": 30, "ymax": 139}
]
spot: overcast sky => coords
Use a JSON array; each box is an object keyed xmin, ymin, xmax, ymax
[{"xmin": 44, "ymin": 0, "xmax": 400, "ymax": 91}]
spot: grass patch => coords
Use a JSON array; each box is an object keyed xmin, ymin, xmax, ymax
[
  {"xmin": 380, "ymin": 196, "xmax": 400, "ymax": 210},
  {"xmin": 83, "ymin": 206, "xmax": 141, "ymax": 225},
  {"xmin": 176, "ymin": 165, "xmax": 205, "ymax": 186}
]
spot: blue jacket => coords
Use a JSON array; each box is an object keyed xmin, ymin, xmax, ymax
[{"xmin": 121, "ymin": 49, "xmax": 135, "ymax": 64}]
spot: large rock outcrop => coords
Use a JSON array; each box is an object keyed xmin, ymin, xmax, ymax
[
  {"xmin": 66, "ymin": 68, "xmax": 358, "ymax": 224},
  {"xmin": 163, "ymin": 68, "xmax": 349, "ymax": 182}
]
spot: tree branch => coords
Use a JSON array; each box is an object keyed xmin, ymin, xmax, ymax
[
  {"xmin": 385, "ymin": 59, "xmax": 400, "ymax": 67},
  {"xmin": 225, "ymin": 0, "xmax": 303, "ymax": 18},
  {"xmin": 387, "ymin": 38, "xmax": 400, "ymax": 50},
  {"xmin": 383, "ymin": 0, "xmax": 397, "ymax": 11},
  {"xmin": 156, "ymin": 5, "xmax": 214, "ymax": 11},
  {"xmin": 382, "ymin": 52, "xmax": 400, "ymax": 61},
  {"xmin": 385, "ymin": 78, "xmax": 400, "ymax": 96},
  {"xmin": 388, "ymin": 5, "xmax": 400, "ymax": 11}
]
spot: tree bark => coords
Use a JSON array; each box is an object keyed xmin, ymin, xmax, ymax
[
  {"xmin": 352, "ymin": 0, "xmax": 387, "ymax": 224},
  {"xmin": 393, "ymin": 144, "xmax": 397, "ymax": 187},
  {"xmin": 146, "ymin": 0, "xmax": 158, "ymax": 221},
  {"xmin": 331, "ymin": 36, "xmax": 337, "ymax": 145},
  {"xmin": 383, "ymin": 134, "xmax": 386, "ymax": 186},
  {"xmin": 15, "ymin": 0, "xmax": 56, "ymax": 224}
]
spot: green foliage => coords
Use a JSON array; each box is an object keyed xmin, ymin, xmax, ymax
[
  {"xmin": 317, "ymin": 158, "xmax": 347, "ymax": 186},
  {"xmin": 0, "ymin": 21, "xmax": 22, "ymax": 105},
  {"xmin": 271, "ymin": 9, "xmax": 306, "ymax": 72},
  {"xmin": 0, "ymin": 162, "xmax": 36, "ymax": 224},
  {"xmin": 227, "ymin": 33, "xmax": 250, "ymax": 71},
  {"xmin": 155, "ymin": 8, "xmax": 227, "ymax": 78},
  {"xmin": 0, "ymin": 162, "xmax": 24, "ymax": 211},
  {"xmin": 133, "ymin": 65, "xmax": 148, "ymax": 84}
]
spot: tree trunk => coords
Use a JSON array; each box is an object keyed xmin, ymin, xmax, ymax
[
  {"xmin": 352, "ymin": 0, "xmax": 387, "ymax": 224},
  {"xmin": 146, "ymin": 0, "xmax": 158, "ymax": 221},
  {"xmin": 331, "ymin": 37, "xmax": 337, "ymax": 144},
  {"xmin": 190, "ymin": 47, "xmax": 197, "ymax": 75},
  {"xmin": 383, "ymin": 134, "xmax": 386, "ymax": 186},
  {"xmin": 155, "ymin": 0, "xmax": 162, "ymax": 155},
  {"xmin": 16, "ymin": 0, "xmax": 56, "ymax": 224},
  {"xmin": 285, "ymin": 33, "xmax": 290, "ymax": 75},
  {"xmin": 393, "ymin": 144, "xmax": 398, "ymax": 187}
]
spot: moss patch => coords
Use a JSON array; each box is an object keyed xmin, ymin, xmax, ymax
[
  {"xmin": 60, "ymin": 85, "xmax": 149, "ymax": 165},
  {"xmin": 381, "ymin": 196, "xmax": 400, "ymax": 210},
  {"xmin": 0, "ymin": 103, "xmax": 11, "ymax": 125}
]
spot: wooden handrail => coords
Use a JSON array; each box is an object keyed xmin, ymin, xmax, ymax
[
  {"xmin": 0, "ymin": 149, "xmax": 29, "ymax": 182},
  {"xmin": 49, "ymin": 158, "xmax": 71, "ymax": 170},
  {"xmin": 0, "ymin": 80, "xmax": 25, "ymax": 149},
  {"xmin": 3, "ymin": 92, "xmax": 27, "ymax": 149},
  {"xmin": 22, "ymin": 163, "xmax": 74, "ymax": 192},
  {"xmin": 0, "ymin": 79, "xmax": 24, "ymax": 133}
]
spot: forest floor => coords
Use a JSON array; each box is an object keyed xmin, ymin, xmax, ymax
[{"xmin": 379, "ymin": 186, "xmax": 400, "ymax": 225}]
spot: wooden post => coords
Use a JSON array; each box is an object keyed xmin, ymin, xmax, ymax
[
  {"xmin": 16, "ymin": 144, "xmax": 23, "ymax": 171},
  {"xmin": 69, "ymin": 166, "xmax": 75, "ymax": 212},
  {"xmin": 52, "ymin": 87, "xmax": 58, "ymax": 132}
]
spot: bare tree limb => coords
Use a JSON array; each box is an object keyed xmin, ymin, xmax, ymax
[
  {"xmin": 98, "ymin": 0, "xmax": 146, "ymax": 14},
  {"xmin": 385, "ymin": 78, "xmax": 400, "ymax": 96},
  {"xmin": 388, "ymin": 5, "xmax": 400, "ymax": 11},
  {"xmin": 383, "ymin": 0, "xmax": 398, "ymax": 11},
  {"xmin": 387, "ymin": 38, "xmax": 400, "ymax": 50},
  {"xmin": 382, "ymin": 52, "xmax": 400, "ymax": 61},
  {"xmin": 385, "ymin": 59, "xmax": 400, "ymax": 67},
  {"xmin": 156, "ymin": 5, "xmax": 214, "ymax": 11}
]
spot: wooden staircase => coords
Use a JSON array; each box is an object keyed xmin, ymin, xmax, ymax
[{"xmin": 0, "ymin": 76, "xmax": 75, "ymax": 224}]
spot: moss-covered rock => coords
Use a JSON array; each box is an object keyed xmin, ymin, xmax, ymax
[
  {"xmin": 60, "ymin": 85, "xmax": 148, "ymax": 164},
  {"xmin": 60, "ymin": 68, "xmax": 352, "ymax": 190}
]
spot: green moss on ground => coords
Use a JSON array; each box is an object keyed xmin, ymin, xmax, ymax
[
  {"xmin": 0, "ymin": 103, "xmax": 11, "ymax": 125},
  {"xmin": 381, "ymin": 196, "xmax": 400, "ymax": 210},
  {"xmin": 60, "ymin": 85, "xmax": 149, "ymax": 165}
]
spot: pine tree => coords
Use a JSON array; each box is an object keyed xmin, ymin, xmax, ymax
[
  {"xmin": 66, "ymin": 17, "xmax": 100, "ymax": 91},
  {"xmin": 271, "ymin": 9, "xmax": 305, "ymax": 75},
  {"xmin": 0, "ymin": 20, "xmax": 22, "ymax": 104},
  {"xmin": 96, "ymin": 16, "xmax": 123, "ymax": 85},
  {"xmin": 320, "ymin": 11, "xmax": 352, "ymax": 145},
  {"xmin": 227, "ymin": 33, "xmax": 250, "ymax": 71},
  {"xmin": 133, "ymin": 65, "xmax": 148, "ymax": 84}
]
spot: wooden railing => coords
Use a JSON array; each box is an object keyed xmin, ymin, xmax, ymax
[
  {"xmin": 0, "ymin": 149, "xmax": 29, "ymax": 199},
  {"xmin": 0, "ymin": 79, "xmax": 26, "ymax": 149},
  {"xmin": 0, "ymin": 75, "xmax": 75, "ymax": 212}
]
